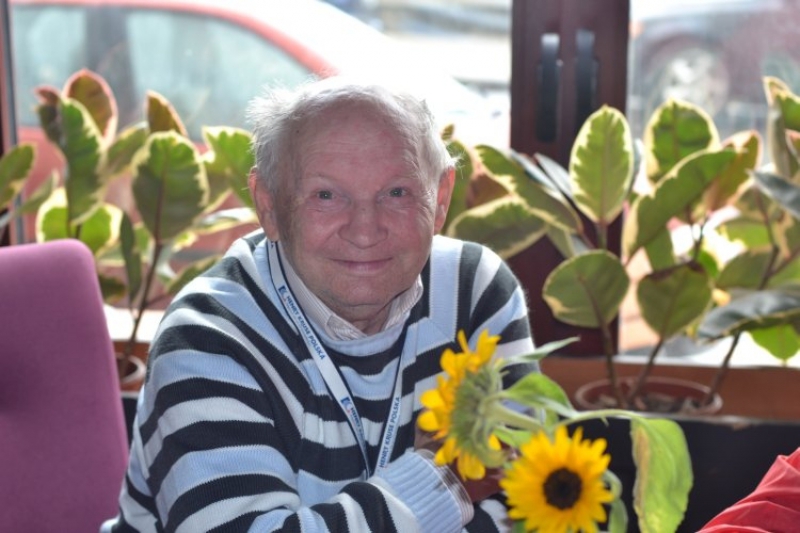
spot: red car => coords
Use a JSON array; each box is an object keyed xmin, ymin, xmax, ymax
[{"xmin": 9, "ymin": 0, "xmax": 505, "ymax": 240}]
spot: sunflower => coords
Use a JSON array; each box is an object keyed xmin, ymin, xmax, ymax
[
  {"xmin": 418, "ymin": 329, "xmax": 505, "ymax": 480},
  {"xmin": 500, "ymin": 425, "xmax": 613, "ymax": 533}
]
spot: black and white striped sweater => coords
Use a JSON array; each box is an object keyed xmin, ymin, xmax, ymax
[{"xmin": 104, "ymin": 232, "xmax": 535, "ymax": 533}]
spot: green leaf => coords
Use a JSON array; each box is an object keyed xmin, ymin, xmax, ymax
[
  {"xmin": 120, "ymin": 212, "xmax": 142, "ymax": 305},
  {"xmin": 768, "ymin": 254, "xmax": 800, "ymax": 288},
  {"xmin": 696, "ymin": 247, "xmax": 721, "ymax": 281},
  {"xmin": 604, "ymin": 470, "xmax": 628, "ymax": 533},
  {"xmin": 36, "ymin": 86, "xmax": 62, "ymax": 145},
  {"xmin": 132, "ymin": 131, "xmax": 208, "ymax": 242},
  {"xmin": 764, "ymin": 77, "xmax": 800, "ymax": 179},
  {"xmin": 644, "ymin": 99, "xmax": 719, "ymax": 185},
  {"xmin": 192, "ymin": 207, "xmax": 258, "ymax": 235},
  {"xmin": 753, "ymin": 171, "xmax": 800, "ymax": 220},
  {"xmin": 542, "ymin": 250, "xmax": 630, "ymax": 328},
  {"xmin": 165, "ymin": 255, "xmax": 220, "ymax": 296},
  {"xmin": 98, "ymin": 273, "xmax": 126, "ymax": 304},
  {"xmin": 750, "ymin": 325, "xmax": 800, "ymax": 362},
  {"xmin": 630, "ymin": 417, "xmax": 692, "ymax": 533},
  {"xmin": 510, "ymin": 151, "xmax": 570, "ymax": 199},
  {"xmin": 36, "ymin": 188, "xmax": 70, "ymax": 241},
  {"xmin": 59, "ymin": 99, "xmax": 105, "ymax": 225},
  {"xmin": 34, "ymin": 187, "xmax": 119, "ymax": 255},
  {"xmin": 65, "ymin": 69, "xmax": 117, "ymax": 143},
  {"xmin": 512, "ymin": 336, "xmax": 579, "ymax": 363},
  {"xmin": 531, "ymin": 152, "xmax": 573, "ymax": 200},
  {"xmin": 103, "ymin": 123, "xmax": 148, "ymax": 179},
  {"xmin": 504, "ymin": 372, "xmax": 574, "ymax": 427},
  {"xmin": 0, "ymin": 143, "xmax": 35, "ymax": 209},
  {"xmin": 704, "ymin": 131, "xmax": 760, "ymax": 211},
  {"xmin": 717, "ymin": 249, "xmax": 772, "ymax": 290},
  {"xmin": 698, "ymin": 289, "xmax": 800, "ymax": 340},
  {"xmin": 444, "ymin": 139, "xmax": 473, "ymax": 232},
  {"xmin": 77, "ymin": 202, "xmax": 122, "ymax": 255},
  {"xmin": 570, "ymin": 105, "xmax": 633, "ymax": 225},
  {"xmin": 716, "ymin": 214, "xmax": 770, "ymax": 249},
  {"xmin": 476, "ymin": 144, "xmax": 582, "ymax": 233},
  {"xmin": 17, "ymin": 172, "xmax": 57, "ymax": 215},
  {"xmin": 544, "ymin": 225, "xmax": 585, "ymax": 259},
  {"xmin": 623, "ymin": 149, "xmax": 737, "ymax": 258},
  {"xmin": 446, "ymin": 197, "xmax": 547, "ymax": 259},
  {"xmin": 637, "ymin": 262, "xmax": 713, "ymax": 339},
  {"xmin": 510, "ymin": 521, "xmax": 527, "ymax": 533},
  {"xmin": 147, "ymin": 91, "xmax": 188, "ymax": 137},
  {"xmin": 202, "ymin": 126, "xmax": 254, "ymax": 209},
  {"xmin": 494, "ymin": 427, "xmax": 539, "ymax": 450},
  {"xmin": 643, "ymin": 227, "xmax": 675, "ymax": 271}
]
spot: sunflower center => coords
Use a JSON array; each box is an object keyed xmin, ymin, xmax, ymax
[{"xmin": 543, "ymin": 467, "xmax": 583, "ymax": 510}]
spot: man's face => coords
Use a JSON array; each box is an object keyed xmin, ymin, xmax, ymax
[{"xmin": 251, "ymin": 108, "xmax": 454, "ymax": 333}]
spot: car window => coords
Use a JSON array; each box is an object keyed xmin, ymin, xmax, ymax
[
  {"xmin": 11, "ymin": 5, "xmax": 88, "ymax": 127},
  {"xmin": 125, "ymin": 9, "xmax": 312, "ymax": 138}
]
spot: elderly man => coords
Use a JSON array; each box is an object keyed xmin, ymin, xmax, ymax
[{"xmin": 104, "ymin": 77, "xmax": 535, "ymax": 533}]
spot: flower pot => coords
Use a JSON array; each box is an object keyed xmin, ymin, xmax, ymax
[
  {"xmin": 117, "ymin": 353, "xmax": 146, "ymax": 392},
  {"xmin": 575, "ymin": 375, "xmax": 723, "ymax": 415}
]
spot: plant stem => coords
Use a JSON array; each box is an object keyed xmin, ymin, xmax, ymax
[
  {"xmin": 596, "ymin": 220, "xmax": 608, "ymax": 251},
  {"xmin": 489, "ymin": 402, "xmax": 543, "ymax": 432},
  {"xmin": 124, "ymin": 241, "xmax": 164, "ymax": 359},
  {"xmin": 574, "ymin": 269, "xmax": 626, "ymax": 408},
  {"xmin": 600, "ymin": 319, "xmax": 627, "ymax": 409},
  {"xmin": 627, "ymin": 336, "xmax": 665, "ymax": 404},
  {"xmin": 704, "ymin": 194, "xmax": 780, "ymax": 403},
  {"xmin": 702, "ymin": 332, "xmax": 741, "ymax": 406}
]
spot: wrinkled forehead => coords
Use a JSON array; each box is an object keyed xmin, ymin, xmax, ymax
[
  {"xmin": 291, "ymin": 101, "xmax": 421, "ymax": 173},
  {"xmin": 299, "ymin": 100, "xmax": 414, "ymax": 146}
]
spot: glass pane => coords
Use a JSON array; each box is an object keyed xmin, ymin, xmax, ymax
[
  {"xmin": 625, "ymin": 0, "xmax": 800, "ymax": 354},
  {"xmin": 126, "ymin": 9, "xmax": 311, "ymax": 138},
  {"xmin": 11, "ymin": 5, "xmax": 88, "ymax": 127},
  {"xmin": 627, "ymin": 0, "xmax": 800, "ymax": 140}
]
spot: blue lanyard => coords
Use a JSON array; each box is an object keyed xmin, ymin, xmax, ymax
[{"xmin": 267, "ymin": 241, "xmax": 404, "ymax": 475}]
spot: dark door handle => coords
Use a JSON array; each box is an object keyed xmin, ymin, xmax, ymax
[
  {"xmin": 575, "ymin": 29, "xmax": 597, "ymax": 131},
  {"xmin": 537, "ymin": 33, "xmax": 561, "ymax": 142}
]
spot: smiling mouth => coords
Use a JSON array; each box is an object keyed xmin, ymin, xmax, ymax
[{"xmin": 336, "ymin": 258, "xmax": 391, "ymax": 272}]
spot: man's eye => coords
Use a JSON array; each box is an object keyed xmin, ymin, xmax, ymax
[
  {"xmin": 388, "ymin": 188, "xmax": 407, "ymax": 198},
  {"xmin": 316, "ymin": 190, "xmax": 333, "ymax": 200}
]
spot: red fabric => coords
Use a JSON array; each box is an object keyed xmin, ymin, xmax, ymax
[{"xmin": 699, "ymin": 447, "xmax": 800, "ymax": 533}]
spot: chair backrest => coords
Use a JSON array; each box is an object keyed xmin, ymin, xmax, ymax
[{"xmin": 0, "ymin": 239, "xmax": 129, "ymax": 533}]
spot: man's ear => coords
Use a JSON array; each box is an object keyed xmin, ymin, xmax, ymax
[
  {"xmin": 248, "ymin": 168, "xmax": 281, "ymax": 241},
  {"xmin": 434, "ymin": 167, "xmax": 456, "ymax": 234}
]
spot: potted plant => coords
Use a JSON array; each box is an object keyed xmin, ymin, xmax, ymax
[
  {"xmin": 26, "ymin": 69, "xmax": 257, "ymax": 389},
  {"xmin": 442, "ymin": 80, "xmax": 800, "ymax": 532},
  {"xmin": 443, "ymin": 76, "xmax": 800, "ymax": 415},
  {"xmin": 0, "ymin": 142, "xmax": 39, "ymax": 236}
]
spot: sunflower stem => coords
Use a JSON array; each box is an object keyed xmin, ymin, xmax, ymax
[{"xmin": 487, "ymin": 402, "xmax": 544, "ymax": 432}]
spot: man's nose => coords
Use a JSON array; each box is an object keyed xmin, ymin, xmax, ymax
[{"xmin": 339, "ymin": 200, "xmax": 388, "ymax": 247}]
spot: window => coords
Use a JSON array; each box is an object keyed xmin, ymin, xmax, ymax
[
  {"xmin": 11, "ymin": 5, "xmax": 87, "ymax": 127},
  {"xmin": 126, "ymin": 9, "xmax": 310, "ymax": 138}
]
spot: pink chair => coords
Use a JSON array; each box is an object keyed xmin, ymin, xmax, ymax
[{"xmin": 0, "ymin": 239, "xmax": 129, "ymax": 533}]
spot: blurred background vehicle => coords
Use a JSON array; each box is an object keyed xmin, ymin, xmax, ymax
[
  {"xmin": 8, "ymin": 0, "xmax": 508, "ymax": 247},
  {"xmin": 10, "ymin": 0, "xmax": 506, "ymax": 147},
  {"xmin": 627, "ymin": 0, "xmax": 800, "ymax": 138}
]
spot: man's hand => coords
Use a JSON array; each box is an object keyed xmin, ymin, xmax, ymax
[{"xmin": 414, "ymin": 427, "xmax": 506, "ymax": 503}]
